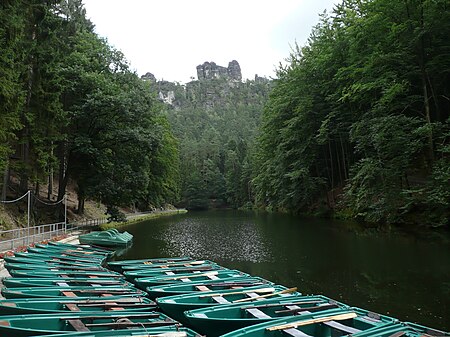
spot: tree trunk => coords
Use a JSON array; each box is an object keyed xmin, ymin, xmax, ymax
[
  {"xmin": 77, "ymin": 196, "xmax": 85, "ymax": 214},
  {"xmin": 328, "ymin": 140, "xmax": 335, "ymax": 189},
  {"xmin": 335, "ymin": 140, "xmax": 343, "ymax": 185},
  {"xmin": 2, "ymin": 163, "xmax": 9, "ymax": 201},
  {"xmin": 422, "ymin": 75, "xmax": 435, "ymax": 163},
  {"xmin": 35, "ymin": 180, "xmax": 39, "ymax": 197},
  {"xmin": 19, "ymin": 18, "xmax": 37, "ymax": 194},
  {"xmin": 19, "ymin": 134, "xmax": 30, "ymax": 193},
  {"xmin": 47, "ymin": 170, "xmax": 53, "ymax": 200},
  {"xmin": 57, "ymin": 142, "xmax": 69, "ymax": 201},
  {"xmin": 418, "ymin": 1, "xmax": 434, "ymax": 163},
  {"xmin": 339, "ymin": 134, "xmax": 348, "ymax": 180},
  {"xmin": 426, "ymin": 72, "xmax": 441, "ymax": 122},
  {"xmin": 47, "ymin": 143, "xmax": 53, "ymax": 200}
]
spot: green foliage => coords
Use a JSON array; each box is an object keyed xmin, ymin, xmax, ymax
[
  {"xmin": 106, "ymin": 205, "xmax": 126, "ymax": 223},
  {"xmin": 253, "ymin": 0, "xmax": 450, "ymax": 226},
  {"xmin": 166, "ymin": 77, "xmax": 271, "ymax": 209},
  {"xmin": 0, "ymin": 0, "xmax": 180, "ymax": 214}
]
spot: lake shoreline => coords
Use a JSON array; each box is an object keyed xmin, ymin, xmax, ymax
[{"xmin": 99, "ymin": 209, "xmax": 188, "ymax": 230}]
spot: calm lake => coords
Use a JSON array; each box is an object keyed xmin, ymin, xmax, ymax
[{"xmin": 119, "ymin": 210, "xmax": 450, "ymax": 331}]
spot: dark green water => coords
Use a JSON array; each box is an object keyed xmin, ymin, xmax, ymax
[{"xmin": 119, "ymin": 210, "xmax": 450, "ymax": 331}]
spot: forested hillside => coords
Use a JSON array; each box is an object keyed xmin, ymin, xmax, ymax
[
  {"xmin": 1, "ymin": 0, "xmax": 448, "ymax": 228},
  {"xmin": 152, "ymin": 71, "xmax": 271, "ymax": 209},
  {"xmin": 253, "ymin": 0, "xmax": 449, "ymax": 226},
  {"xmin": 0, "ymin": 0, "xmax": 179, "ymax": 223}
]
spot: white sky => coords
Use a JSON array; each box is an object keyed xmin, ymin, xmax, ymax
[{"xmin": 82, "ymin": 0, "xmax": 338, "ymax": 83}]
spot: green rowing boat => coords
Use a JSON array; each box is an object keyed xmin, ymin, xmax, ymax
[
  {"xmin": 134, "ymin": 269, "xmax": 248, "ymax": 290},
  {"xmin": 146, "ymin": 276, "xmax": 271, "ymax": 299},
  {"xmin": 157, "ymin": 284, "xmax": 294, "ymax": 323},
  {"xmin": 36, "ymin": 327, "xmax": 201, "ymax": 337},
  {"xmin": 27, "ymin": 247, "xmax": 108, "ymax": 261},
  {"xmin": 5, "ymin": 254, "xmax": 104, "ymax": 266},
  {"xmin": 4, "ymin": 262, "xmax": 107, "ymax": 272},
  {"xmin": 0, "ymin": 311, "xmax": 177, "ymax": 337},
  {"xmin": 0, "ymin": 297, "xmax": 156, "ymax": 315},
  {"xmin": 123, "ymin": 264, "xmax": 225, "ymax": 283},
  {"xmin": 1, "ymin": 285, "xmax": 146, "ymax": 299},
  {"xmin": 2, "ymin": 276, "xmax": 131, "ymax": 288},
  {"xmin": 79, "ymin": 229, "xmax": 133, "ymax": 247},
  {"xmin": 9, "ymin": 269, "xmax": 122, "ymax": 278},
  {"xmin": 218, "ymin": 307, "xmax": 397, "ymax": 337},
  {"xmin": 121, "ymin": 260, "xmax": 217, "ymax": 271},
  {"xmin": 30, "ymin": 244, "xmax": 109, "ymax": 255},
  {"xmin": 108, "ymin": 257, "xmax": 193, "ymax": 272},
  {"xmin": 48, "ymin": 241, "xmax": 116, "ymax": 257},
  {"xmin": 184, "ymin": 294, "xmax": 346, "ymax": 335},
  {"xmin": 351, "ymin": 321, "xmax": 449, "ymax": 337}
]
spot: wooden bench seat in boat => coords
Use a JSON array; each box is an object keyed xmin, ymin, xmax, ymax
[
  {"xmin": 283, "ymin": 328, "xmax": 312, "ymax": 337},
  {"xmin": 322, "ymin": 320, "xmax": 362, "ymax": 334}
]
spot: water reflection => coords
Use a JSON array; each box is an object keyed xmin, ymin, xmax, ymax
[
  {"xmin": 121, "ymin": 210, "xmax": 450, "ymax": 331},
  {"xmin": 157, "ymin": 216, "xmax": 273, "ymax": 263}
]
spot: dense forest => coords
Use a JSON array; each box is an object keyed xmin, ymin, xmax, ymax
[
  {"xmin": 253, "ymin": 0, "xmax": 449, "ymax": 226},
  {"xmin": 1, "ymin": 0, "xmax": 448, "ymax": 228},
  {"xmin": 155, "ymin": 76, "xmax": 270, "ymax": 210},
  {"xmin": 0, "ymin": 0, "xmax": 179, "ymax": 222}
]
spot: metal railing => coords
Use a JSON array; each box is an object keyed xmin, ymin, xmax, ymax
[{"xmin": 0, "ymin": 218, "xmax": 108, "ymax": 252}]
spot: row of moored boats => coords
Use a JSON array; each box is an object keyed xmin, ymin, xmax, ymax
[{"xmin": 0, "ymin": 240, "xmax": 448, "ymax": 337}]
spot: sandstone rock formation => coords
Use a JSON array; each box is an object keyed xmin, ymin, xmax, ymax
[
  {"xmin": 141, "ymin": 72, "xmax": 156, "ymax": 83},
  {"xmin": 196, "ymin": 60, "xmax": 242, "ymax": 81}
]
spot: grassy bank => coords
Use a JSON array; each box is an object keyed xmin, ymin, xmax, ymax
[{"xmin": 99, "ymin": 209, "xmax": 187, "ymax": 230}]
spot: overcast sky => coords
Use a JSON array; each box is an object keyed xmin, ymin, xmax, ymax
[{"xmin": 82, "ymin": 0, "xmax": 338, "ymax": 83}]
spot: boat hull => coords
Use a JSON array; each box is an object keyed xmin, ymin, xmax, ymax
[
  {"xmin": 146, "ymin": 276, "xmax": 271, "ymax": 299},
  {"xmin": 157, "ymin": 284, "xmax": 291, "ymax": 323},
  {"xmin": 216, "ymin": 307, "xmax": 397, "ymax": 337},
  {"xmin": 0, "ymin": 297, "xmax": 156, "ymax": 315},
  {"xmin": 79, "ymin": 229, "xmax": 133, "ymax": 247},
  {"xmin": 36, "ymin": 327, "xmax": 201, "ymax": 337},
  {"xmin": 184, "ymin": 294, "xmax": 345, "ymax": 336},
  {"xmin": 0, "ymin": 311, "xmax": 175, "ymax": 337},
  {"xmin": 1, "ymin": 286, "xmax": 146, "ymax": 299}
]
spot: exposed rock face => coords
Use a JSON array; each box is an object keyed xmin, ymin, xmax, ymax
[
  {"xmin": 197, "ymin": 60, "xmax": 242, "ymax": 81},
  {"xmin": 255, "ymin": 74, "xmax": 269, "ymax": 83},
  {"xmin": 141, "ymin": 60, "xmax": 269, "ymax": 110},
  {"xmin": 141, "ymin": 72, "xmax": 156, "ymax": 83},
  {"xmin": 159, "ymin": 90, "xmax": 176, "ymax": 105},
  {"xmin": 228, "ymin": 60, "xmax": 242, "ymax": 81}
]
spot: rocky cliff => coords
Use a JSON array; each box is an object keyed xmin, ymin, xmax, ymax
[
  {"xmin": 141, "ymin": 60, "xmax": 268, "ymax": 108},
  {"xmin": 196, "ymin": 60, "xmax": 242, "ymax": 81}
]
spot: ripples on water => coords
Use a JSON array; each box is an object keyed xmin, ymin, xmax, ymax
[
  {"xmin": 157, "ymin": 217, "xmax": 273, "ymax": 263},
  {"xmin": 123, "ymin": 210, "xmax": 450, "ymax": 331}
]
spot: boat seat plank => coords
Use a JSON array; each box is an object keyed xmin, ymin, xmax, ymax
[
  {"xmin": 247, "ymin": 292, "xmax": 260, "ymax": 298},
  {"xmin": 212, "ymin": 296, "xmax": 230, "ymax": 304},
  {"xmin": 195, "ymin": 285, "xmax": 211, "ymax": 291},
  {"xmin": 62, "ymin": 291, "xmax": 77, "ymax": 297},
  {"xmin": 67, "ymin": 319, "xmax": 90, "ymax": 332},
  {"xmin": 2, "ymin": 302, "xmax": 16, "ymax": 307},
  {"xmin": 207, "ymin": 275, "xmax": 219, "ymax": 280},
  {"xmin": 323, "ymin": 320, "xmax": 361, "ymax": 334},
  {"xmin": 286, "ymin": 305, "xmax": 300, "ymax": 310},
  {"xmin": 246, "ymin": 308, "xmax": 272, "ymax": 319},
  {"xmin": 57, "ymin": 282, "xmax": 70, "ymax": 287},
  {"xmin": 283, "ymin": 328, "xmax": 312, "ymax": 337},
  {"xmin": 286, "ymin": 305, "xmax": 311, "ymax": 316},
  {"xmin": 65, "ymin": 304, "xmax": 81, "ymax": 311},
  {"xmin": 165, "ymin": 272, "xmax": 176, "ymax": 275},
  {"xmin": 387, "ymin": 333, "xmax": 406, "ymax": 337}
]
